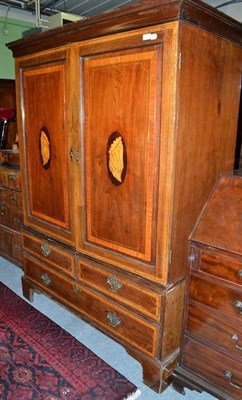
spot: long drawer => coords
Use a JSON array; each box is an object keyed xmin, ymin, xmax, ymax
[
  {"xmin": 0, "ymin": 187, "xmax": 22, "ymax": 209},
  {"xmin": 77, "ymin": 258, "xmax": 162, "ymax": 321},
  {"xmin": 23, "ymin": 233, "xmax": 74, "ymax": 276},
  {"xmin": 182, "ymin": 336, "xmax": 242, "ymax": 399},
  {"xmin": 0, "ymin": 203, "xmax": 23, "ymax": 232},
  {"xmin": 0, "ymin": 226, "xmax": 22, "ymax": 263},
  {"xmin": 186, "ymin": 302, "xmax": 242, "ymax": 358},
  {"xmin": 0, "ymin": 168, "xmax": 21, "ymax": 190},
  {"xmin": 24, "ymin": 255, "xmax": 159, "ymax": 357},
  {"xmin": 189, "ymin": 274, "xmax": 242, "ymax": 319}
]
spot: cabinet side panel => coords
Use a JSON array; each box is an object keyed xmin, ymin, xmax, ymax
[{"xmin": 169, "ymin": 22, "xmax": 242, "ymax": 283}]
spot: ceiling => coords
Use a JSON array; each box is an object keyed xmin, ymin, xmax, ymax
[{"xmin": 0, "ymin": 0, "xmax": 241, "ymax": 18}]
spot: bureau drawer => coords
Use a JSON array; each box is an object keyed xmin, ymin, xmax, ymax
[
  {"xmin": 199, "ymin": 251, "xmax": 242, "ymax": 286},
  {"xmin": 23, "ymin": 233, "xmax": 74, "ymax": 276},
  {"xmin": 24, "ymin": 256, "xmax": 158, "ymax": 357},
  {"xmin": 0, "ymin": 187, "xmax": 22, "ymax": 209},
  {"xmin": 0, "ymin": 204, "xmax": 23, "ymax": 232},
  {"xmin": 0, "ymin": 168, "xmax": 21, "ymax": 190},
  {"xmin": 77, "ymin": 259, "xmax": 162, "ymax": 321},
  {"xmin": 190, "ymin": 274, "xmax": 242, "ymax": 319},
  {"xmin": 182, "ymin": 336, "xmax": 242, "ymax": 399},
  {"xmin": 0, "ymin": 226, "xmax": 22, "ymax": 263},
  {"xmin": 186, "ymin": 302, "xmax": 242, "ymax": 358}
]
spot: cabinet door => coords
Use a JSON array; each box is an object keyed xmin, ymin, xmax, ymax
[
  {"xmin": 78, "ymin": 25, "xmax": 177, "ymax": 280},
  {"xmin": 19, "ymin": 54, "xmax": 75, "ymax": 244}
]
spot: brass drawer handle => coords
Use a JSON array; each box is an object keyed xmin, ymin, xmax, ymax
[
  {"xmin": 107, "ymin": 277, "xmax": 123, "ymax": 292},
  {"xmin": 1, "ymin": 206, "xmax": 5, "ymax": 216},
  {"xmin": 8, "ymin": 174, "xmax": 16, "ymax": 181},
  {"xmin": 72, "ymin": 285, "xmax": 82, "ymax": 294},
  {"xmin": 41, "ymin": 273, "xmax": 52, "ymax": 286},
  {"xmin": 231, "ymin": 334, "xmax": 242, "ymax": 351},
  {"xmin": 234, "ymin": 300, "xmax": 242, "ymax": 314},
  {"xmin": 225, "ymin": 371, "xmax": 242, "ymax": 390},
  {"xmin": 106, "ymin": 311, "xmax": 122, "ymax": 328},
  {"xmin": 10, "ymin": 195, "xmax": 17, "ymax": 201},
  {"xmin": 41, "ymin": 243, "xmax": 52, "ymax": 257}
]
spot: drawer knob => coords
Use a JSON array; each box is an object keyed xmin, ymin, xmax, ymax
[
  {"xmin": 234, "ymin": 300, "xmax": 242, "ymax": 314},
  {"xmin": 225, "ymin": 370, "xmax": 242, "ymax": 390},
  {"xmin": 41, "ymin": 243, "xmax": 52, "ymax": 257},
  {"xmin": 107, "ymin": 277, "xmax": 123, "ymax": 292},
  {"xmin": 8, "ymin": 174, "xmax": 16, "ymax": 181},
  {"xmin": 14, "ymin": 245, "xmax": 21, "ymax": 252},
  {"xmin": 106, "ymin": 311, "xmax": 122, "ymax": 328},
  {"xmin": 231, "ymin": 334, "xmax": 242, "ymax": 351},
  {"xmin": 41, "ymin": 273, "xmax": 52, "ymax": 286},
  {"xmin": 72, "ymin": 285, "xmax": 82, "ymax": 294},
  {"xmin": 238, "ymin": 270, "xmax": 242, "ymax": 278}
]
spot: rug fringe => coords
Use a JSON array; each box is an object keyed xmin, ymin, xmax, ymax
[{"xmin": 123, "ymin": 388, "xmax": 141, "ymax": 400}]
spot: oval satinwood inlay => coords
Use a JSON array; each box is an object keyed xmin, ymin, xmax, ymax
[
  {"xmin": 107, "ymin": 132, "xmax": 127, "ymax": 186},
  {"xmin": 39, "ymin": 127, "xmax": 51, "ymax": 168}
]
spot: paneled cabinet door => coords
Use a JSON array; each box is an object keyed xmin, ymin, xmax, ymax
[
  {"xmin": 19, "ymin": 56, "xmax": 75, "ymax": 244},
  {"xmin": 78, "ymin": 25, "xmax": 177, "ymax": 280}
]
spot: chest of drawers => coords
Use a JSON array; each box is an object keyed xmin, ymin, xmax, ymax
[
  {"xmin": 174, "ymin": 170, "xmax": 242, "ymax": 400},
  {"xmin": 0, "ymin": 150, "xmax": 23, "ymax": 266}
]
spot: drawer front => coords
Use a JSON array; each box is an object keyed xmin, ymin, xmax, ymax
[
  {"xmin": 186, "ymin": 303, "xmax": 242, "ymax": 358},
  {"xmin": 0, "ymin": 226, "xmax": 22, "ymax": 263},
  {"xmin": 23, "ymin": 233, "xmax": 74, "ymax": 276},
  {"xmin": 78, "ymin": 259, "xmax": 162, "ymax": 321},
  {"xmin": 182, "ymin": 337, "xmax": 242, "ymax": 399},
  {"xmin": 0, "ymin": 169, "xmax": 21, "ymax": 190},
  {"xmin": 0, "ymin": 204, "xmax": 23, "ymax": 232},
  {"xmin": 190, "ymin": 274, "xmax": 242, "ymax": 319},
  {"xmin": 199, "ymin": 251, "xmax": 242, "ymax": 286},
  {"xmin": 24, "ymin": 256, "xmax": 158, "ymax": 357},
  {"xmin": 0, "ymin": 151, "xmax": 19, "ymax": 164},
  {"xmin": 0, "ymin": 187, "xmax": 22, "ymax": 209}
]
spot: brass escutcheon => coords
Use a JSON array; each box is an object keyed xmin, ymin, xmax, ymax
[
  {"xmin": 41, "ymin": 243, "xmax": 52, "ymax": 257},
  {"xmin": 41, "ymin": 273, "xmax": 52, "ymax": 286},
  {"xmin": 107, "ymin": 277, "xmax": 123, "ymax": 292},
  {"xmin": 106, "ymin": 311, "xmax": 122, "ymax": 328}
]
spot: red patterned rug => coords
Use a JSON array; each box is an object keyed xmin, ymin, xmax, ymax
[{"xmin": 0, "ymin": 282, "xmax": 141, "ymax": 400}]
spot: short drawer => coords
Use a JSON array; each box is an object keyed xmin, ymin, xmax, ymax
[
  {"xmin": 77, "ymin": 259, "xmax": 162, "ymax": 321},
  {"xmin": 0, "ymin": 226, "xmax": 22, "ymax": 263},
  {"xmin": 190, "ymin": 274, "xmax": 242, "ymax": 319},
  {"xmin": 199, "ymin": 251, "xmax": 242, "ymax": 286},
  {"xmin": 186, "ymin": 302, "xmax": 242, "ymax": 358},
  {"xmin": 0, "ymin": 203, "xmax": 23, "ymax": 232},
  {"xmin": 0, "ymin": 187, "xmax": 23, "ymax": 209},
  {"xmin": 23, "ymin": 233, "xmax": 74, "ymax": 276},
  {"xmin": 0, "ymin": 168, "xmax": 21, "ymax": 190},
  {"xmin": 182, "ymin": 336, "xmax": 242, "ymax": 399},
  {"xmin": 0, "ymin": 151, "xmax": 19, "ymax": 164},
  {"xmin": 24, "ymin": 256, "xmax": 158, "ymax": 357}
]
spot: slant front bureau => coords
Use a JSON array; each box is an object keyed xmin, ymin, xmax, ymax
[
  {"xmin": 174, "ymin": 170, "xmax": 242, "ymax": 399},
  {"xmin": 7, "ymin": 0, "xmax": 242, "ymax": 392}
]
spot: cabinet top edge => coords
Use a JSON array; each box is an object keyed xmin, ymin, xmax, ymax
[{"xmin": 6, "ymin": 0, "xmax": 242, "ymax": 58}]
